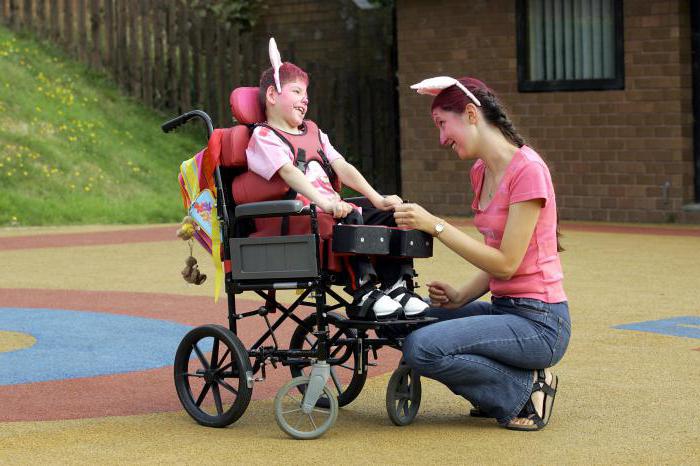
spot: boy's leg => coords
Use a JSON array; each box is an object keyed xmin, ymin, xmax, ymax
[
  {"xmin": 402, "ymin": 301, "xmax": 556, "ymax": 424},
  {"xmin": 341, "ymin": 210, "xmax": 377, "ymax": 287},
  {"xmin": 361, "ymin": 207, "xmax": 417, "ymax": 282},
  {"xmin": 341, "ymin": 210, "xmax": 401, "ymax": 319},
  {"xmin": 361, "ymin": 207, "xmax": 428, "ymax": 316}
]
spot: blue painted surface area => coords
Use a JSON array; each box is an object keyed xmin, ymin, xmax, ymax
[
  {"xmin": 614, "ymin": 316, "xmax": 700, "ymax": 339},
  {"xmin": 0, "ymin": 308, "xmax": 193, "ymax": 385}
]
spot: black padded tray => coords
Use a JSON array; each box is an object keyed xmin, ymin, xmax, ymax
[
  {"xmin": 332, "ymin": 224, "xmax": 391, "ymax": 255},
  {"xmin": 389, "ymin": 228, "xmax": 433, "ymax": 258}
]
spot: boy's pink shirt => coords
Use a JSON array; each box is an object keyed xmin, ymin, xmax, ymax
[
  {"xmin": 471, "ymin": 145, "xmax": 567, "ymax": 303},
  {"xmin": 245, "ymin": 125, "xmax": 344, "ymax": 209}
]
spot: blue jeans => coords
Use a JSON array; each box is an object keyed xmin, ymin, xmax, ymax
[{"xmin": 402, "ymin": 297, "xmax": 571, "ymax": 424}]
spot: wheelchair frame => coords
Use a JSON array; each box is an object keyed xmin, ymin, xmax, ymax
[{"xmin": 163, "ymin": 110, "xmax": 429, "ymax": 439}]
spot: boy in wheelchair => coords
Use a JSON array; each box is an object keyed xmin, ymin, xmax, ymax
[{"xmin": 246, "ymin": 59, "xmax": 429, "ymax": 321}]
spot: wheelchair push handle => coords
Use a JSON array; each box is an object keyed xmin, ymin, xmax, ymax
[{"xmin": 161, "ymin": 110, "xmax": 214, "ymax": 138}]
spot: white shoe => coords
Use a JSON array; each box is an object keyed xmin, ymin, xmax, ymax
[
  {"xmin": 386, "ymin": 279, "xmax": 429, "ymax": 318},
  {"xmin": 357, "ymin": 288, "xmax": 402, "ymax": 319}
]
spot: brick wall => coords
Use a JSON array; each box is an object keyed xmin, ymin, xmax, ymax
[{"xmin": 397, "ymin": 0, "xmax": 695, "ymax": 223}]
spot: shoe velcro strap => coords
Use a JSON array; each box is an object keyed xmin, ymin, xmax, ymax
[
  {"xmin": 387, "ymin": 287, "xmax": 412, "ymax": 304},
  {"xmin": 358, "ymin": 289, "xmax": 386, "ymax": 318}
]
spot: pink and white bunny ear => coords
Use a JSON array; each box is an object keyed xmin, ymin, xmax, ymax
[
  {"xmin": 269, "ymin": 37, "xmax": 283, "ymax": 93},
  {"xmin": 410, "ymin": 76, "xmax": 481, "ymax": 106}
]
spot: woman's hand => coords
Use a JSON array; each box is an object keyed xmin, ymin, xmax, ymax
[
  {"xmin": 373, "ymin": 194, "xmax": 403, "ymax": 211},
  {"xmin": 427, "ymin": 281, "xmax": 464, "ymax": 309},
  {"xmin": 393, "ymin": 203, "xmax": 439, "ymax": 233}
]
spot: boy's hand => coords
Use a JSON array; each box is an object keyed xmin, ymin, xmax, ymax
[
  {"xmin": 374, "ymin": 195, "xmax": 403, "ymax": 211},
  {"xmin": 326, "ymin": 200, "xmax": 353, "ymax": 218}
]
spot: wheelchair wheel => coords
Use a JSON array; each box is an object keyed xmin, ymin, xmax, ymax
[
  {"xmin": 289, "ymin": 311, "xmax": 367, "ymax": 407},
  {"xmin": 385, "ymin": 364, "xmax": 421, "ymax": 426},
  {"xmin": 173, "ymin": 324, "xmax": 253, "ymax": 428},
  {"xmin": 274, "ymin": 376, "xmax": 338, "ymax": 440}
]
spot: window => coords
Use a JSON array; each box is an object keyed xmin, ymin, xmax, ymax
[{"xmin": 516, "ymin": 0, "xmax": 624, "ymax": 92}]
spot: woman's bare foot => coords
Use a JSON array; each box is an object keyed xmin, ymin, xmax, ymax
[{"xmin": 507, "ymin": 369, "xmax": 553, "ymax": 428}]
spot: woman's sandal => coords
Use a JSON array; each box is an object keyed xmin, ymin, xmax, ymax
[{"xmin": 504, "ymin": 369, "xmax": 558, "ymax": 431}]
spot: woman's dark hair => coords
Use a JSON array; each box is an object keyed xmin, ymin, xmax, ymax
[
  {"xmin": 432, "ymin": 77, "xmax": 564, "ymax": 252},
  {"xmin": 431, "ymin": 77, "xmax": 525, "ymax": 148}
]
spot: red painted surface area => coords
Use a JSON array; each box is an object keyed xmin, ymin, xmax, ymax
[
  {"xmin": 0, "ymin": 226, "xmax": 174, "ymax": 251},
  {"xmin": 2, "ymin": 221, "xmax": 699, "ymax": 253},
  {"xmin": 0, "ymin": 289, "xmax": 401, "ymax": 421}
]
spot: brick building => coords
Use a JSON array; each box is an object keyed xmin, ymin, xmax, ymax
[{"xmin": 396, "ymin": 0, "xmax": 700, "ymax": 223}]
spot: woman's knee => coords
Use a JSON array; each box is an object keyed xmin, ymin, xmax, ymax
[{"xmin": 402, "ymin": 331, "xmax": 437, "ymax": 369}]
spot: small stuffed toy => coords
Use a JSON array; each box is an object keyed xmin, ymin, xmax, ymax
[
  {"xmin": 182, "ymin": 255, "xmax": 207, "ymax": 285},
  {"xmin": 176, "ymin": 215, "xmax": 195, "ymax": 240},
  {"xmin": 177, "ymin": 216, "xmax": 206, "ymax": 285}
]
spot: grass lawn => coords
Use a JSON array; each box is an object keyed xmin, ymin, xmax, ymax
[{"xmin": 0, "ymin": 25, "xmax": 204, "ymax": 226}]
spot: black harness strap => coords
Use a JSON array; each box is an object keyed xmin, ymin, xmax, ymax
[
  {"xmin": 295, "ymin": 148, "xmax": 307, "ymax": 172},
  {"xmin": 315, "ymin": 128, "xmax": 339, "ymax": 189}
]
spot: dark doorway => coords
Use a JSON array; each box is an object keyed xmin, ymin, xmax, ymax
[{"xmin": 691, "ymin": 1, "xmax": 700, "ymax": 201}]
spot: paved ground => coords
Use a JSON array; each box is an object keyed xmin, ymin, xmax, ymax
[{"xmin": 0, "ymin": 220, "xmax": 698, "ymax": 464}]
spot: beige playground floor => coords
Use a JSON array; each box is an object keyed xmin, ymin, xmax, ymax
[{"xmin": 0, "ymin": 220, "xmax": 698, "ymax": 464}]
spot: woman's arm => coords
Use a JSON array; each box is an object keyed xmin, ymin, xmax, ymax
[
  {"xmin": 331, "ymin": 159, "xmax": 402, "ymax": 210},
  {"xmin": 394, "ymin": 200, "xmax": 542, "ymax": 279}
]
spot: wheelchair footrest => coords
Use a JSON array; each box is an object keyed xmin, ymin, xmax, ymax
[
  {"xmin": 332, "ymin": 224, "xmax": 391, "ymax": 255},
  {"xmin": 336, "ymin": 317, "xmax": 437, "ymax": 330}
]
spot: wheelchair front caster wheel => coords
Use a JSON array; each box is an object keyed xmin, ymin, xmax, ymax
[
  {"xmin": 289, "ymin": 311, "xmax": 367, "ymax": 408},
  {"xmin": 274, "ymin": 376, "xmax": 338, "ymax": 439},
  {"xmin": 385, "ymin": 365, "xmax": 422, "ymax": 426}
]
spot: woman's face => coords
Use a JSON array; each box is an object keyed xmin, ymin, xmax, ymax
[{"xmin": 431, "ymin": 107, "xmax": 477, "ymax": 159}]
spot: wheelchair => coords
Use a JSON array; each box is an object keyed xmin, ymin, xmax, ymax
[{"xmin": 162, "ymin": 87, "xmax": 435, "ymax": 439}]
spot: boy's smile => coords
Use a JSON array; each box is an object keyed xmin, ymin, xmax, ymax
[{"xmin": 268, "ymin": 79, "xmax": 308, "ymax": 132}]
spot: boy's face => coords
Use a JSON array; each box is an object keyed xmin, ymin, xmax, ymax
[{"xmin": 267, "ymin": 79, "xmax": 309, "ymax": 129}]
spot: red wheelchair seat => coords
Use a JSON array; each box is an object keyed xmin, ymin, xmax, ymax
[{"xmin": 206, "ymin": 87, "xmax": 342, "ymax": 271}]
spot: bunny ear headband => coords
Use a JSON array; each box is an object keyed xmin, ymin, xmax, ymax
[
  {"xmin": 269, "ymin": 37, "xmax": 283, "ymax": 93},
  {"xmin": 410, "ymin": 76, "xmax": 481, "ymax": 107}
]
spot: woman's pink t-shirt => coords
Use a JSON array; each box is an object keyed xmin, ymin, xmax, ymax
[
  {"xmin": 471, "ymin": 145, "xmax": 567, "ymax": 303},
  {"xmin": 245, "ymin": 125, "xmax": 344, "ymax": 210}
]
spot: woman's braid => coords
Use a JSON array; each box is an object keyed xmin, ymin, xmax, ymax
[{"xmin": 475, "ymin": 89, "xmax": 525, "ymax": 148}]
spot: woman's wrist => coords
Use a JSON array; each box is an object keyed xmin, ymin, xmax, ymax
[
  {"xmin": 429, "ymin": 216, "xmax": 445, "ymax": 236},
  {"xmin": 368, "ymin": 192, "xmax": 384, "ymax": 208}
]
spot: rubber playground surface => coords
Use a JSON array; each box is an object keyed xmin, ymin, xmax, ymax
[{"xmin": 1, "ymin": 220, "xmax": 698, "ymax": 464}]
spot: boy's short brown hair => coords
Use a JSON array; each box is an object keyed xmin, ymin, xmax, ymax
[{"xmin": 258, "ymin": 62, "xmax": 309, "ymax": 112}]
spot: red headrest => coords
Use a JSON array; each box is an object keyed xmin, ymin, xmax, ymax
[{"xmin": 230, "ymin": 87, "xmax": 265, "ymax": 124}]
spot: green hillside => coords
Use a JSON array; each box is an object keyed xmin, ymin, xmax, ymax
[{"xmin": 0, "ymin": 25, "xmax": 203, "ymax": 226}]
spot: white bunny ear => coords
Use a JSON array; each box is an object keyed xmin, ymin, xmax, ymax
[
  {"xmin": 269, "ymin": 37, "xmax": 283, "ymax": 93},
  {"xmin": 410, "ymin": 76, "xmax": 459, "ymax": 95},
  {"xmin": 410, "ymin": 75, "xmax": 482, "ymax": 106}
]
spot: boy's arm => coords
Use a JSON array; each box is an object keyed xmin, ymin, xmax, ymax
[
  {"xmin": 277, "ymin": 163, "xmax": 352, "ymax": 218},
  {"xmin": 331, "ymin": 159, "xmax": 402, "ymax": 210}
]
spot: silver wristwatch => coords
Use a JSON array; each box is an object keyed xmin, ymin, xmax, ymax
[{"xmin": 433, "ymin": 221, "xmax": 445, "ymax": 237}]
